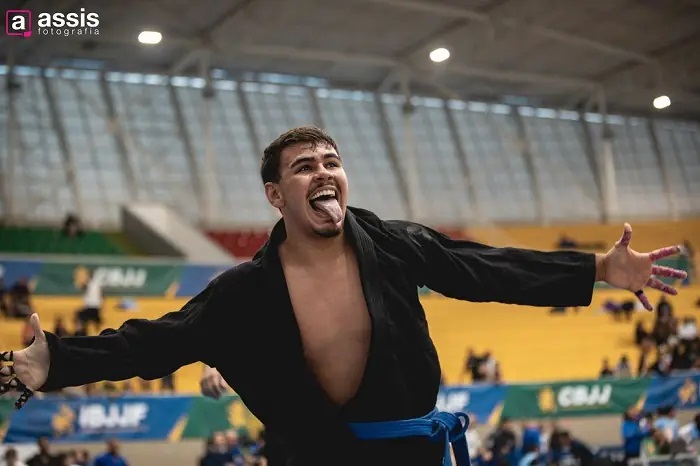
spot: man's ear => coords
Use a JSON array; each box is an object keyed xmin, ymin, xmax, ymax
[{"xmin": 265, "ymin": 182, "xmax": 284, "ymax": 209}]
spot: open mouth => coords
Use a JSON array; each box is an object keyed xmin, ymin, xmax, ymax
[
  {"xmin": 307, "ymin": 188, "xmax": 342, "ymax": 223},
  {"xmin": 308, "ymin": 188, "xmax": 337, "ymax": 212}
]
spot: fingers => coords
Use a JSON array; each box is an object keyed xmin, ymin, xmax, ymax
[
  {"xmin": 201, "ymin": 376, "xmax": 227, "ymax": 399},
  {"xmin": 29, "ymin": 314, "xmax": 46, "ymax": 343},
  {"xmin": 635, "ymin": 290, "xmax": 653, "ymax": 311},
  {"xmin": 647, "ymin": 277, "xmax": 678, "ymax": 296},
  {"xmin": 648, "ymin": 246, "xmax": 682, "ymax": 262},
  {"xmin": 652, "ymin": 265, "xmax": 688, "ymax": 280},
  {"xmin": 616, "ymin": 223, "xmax": 633, "ymax": 248}
]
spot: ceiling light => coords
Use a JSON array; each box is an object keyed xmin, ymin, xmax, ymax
[
  {"xmin": 429, "ymin": 48, "xmax": 450, "ymax": 63},
  {"xmin": 653, "ymin": 95, "xmax": 671, "ymax": 109},
  {"xmin": 138, "ymin": 31, "xmax": 162, "ymax": 45}
]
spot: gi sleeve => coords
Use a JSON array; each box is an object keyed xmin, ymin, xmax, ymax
[
  {"xmin": 394, "ymin": 221, "xmax": 596, "ymax": 307},
  {"xmin": 39, "ymin": 278, "xmax": 224, "ymax": 392}
]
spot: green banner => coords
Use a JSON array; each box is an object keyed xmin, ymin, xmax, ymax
[
  {"xmin": 501, "ymin": 377, "xmax": 652, "ymax": 418},
  {"xmin": 0, "ymin": 398, "xmax": 13, "ymax": 441},
  {"xmin": 180, "ymin": 395, "xmax": 261, "ymax": 440},
  {"xmin": 33, "ymin": 261, "xmax": 183, "ymax": 296}
]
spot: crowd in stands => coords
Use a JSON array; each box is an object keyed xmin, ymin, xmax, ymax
[
  {"xmin": 622, "ymin": 408, "xmax": 700, "ymax": 461},
  {"xmin": 0, "ymin": 271, "xmax": 34, "ymax": 320},
  {"xmin": 1, "ymin": 438, "xmax": 126, "ymax": 466},
  {"xmin": 463, "ymin": 417, "xmax": 599, "ymax": 466},
  {"xmin": 199, "ymin": 429, "xmax": 267, "ymax": 466},
  {"xmin": 599, "ymin": 295, "xmax": 700, "ymax": 379},
  {"xmin": 461, "ymin": 348, "xmax": 503, "ymax": 384}
]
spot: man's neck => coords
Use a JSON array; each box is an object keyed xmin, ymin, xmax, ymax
[{"xmin": 280, "ymin": 229, "xmax": 346, "ymax": 266}]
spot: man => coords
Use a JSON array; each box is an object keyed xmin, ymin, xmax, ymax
[
  {"xmin": 0, "ymin": 126, "xmax": 688, "ymax": 466},
  {"xmin": 92, "ymin": 440, "xmax": 128, "ymax": 466}
]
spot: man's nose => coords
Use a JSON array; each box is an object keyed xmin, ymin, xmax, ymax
[{"xmin": 313, "ymin": 166, "xmax": 333, "ymax": 181}]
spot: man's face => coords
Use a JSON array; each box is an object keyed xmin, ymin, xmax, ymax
[{"xmin": 265, "ymin": 142, "xmax": 348, "ymax": 238}]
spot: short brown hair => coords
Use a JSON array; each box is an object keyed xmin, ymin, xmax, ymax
[{"xmin": 260, "ymin": 125, "xmax": 339, "ymax": 184}]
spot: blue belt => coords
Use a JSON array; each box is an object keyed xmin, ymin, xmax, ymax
[{"xmin": 348, "ymin": 408, "xmax": 471, "ymax": 466}]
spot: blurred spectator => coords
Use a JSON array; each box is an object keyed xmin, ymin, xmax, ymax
[
  {"xmin": 224, "ymin": 429, "xmax": 245, "ymax": 465},
  {"xmin": 487, "ymin": 417, "xmax": 517, "ymax": 465},
  {"xmin": 653, "ymin": 405, "xmax": 679, "ymax": 442},
  {"xmin": 670, "ymin": 340, "xmax": 693, "ymax": 371},
  {"xmin": 160, "ymin": 373, "xmax": 175, "ymax": 393},
  {"xmin": 2, "ymin": 448, "xmax": 27, "ymax": 466},
  {"xmin": 637, "ymin": 337, "xmax": 655, "ymax": 376},
  {"xmin": 621, "ymin": 406, "xmax": 650, "ymax": 461},
  {"xmin": 76, "ymin": 270, "xmax": 102, "ymax": 333},
  {"xmin": 678, "ymin": 317, "xmax": 698, "ymax": 341},
  {"xmin": 93, "ymin": 440, "xmax": 127, "ymax": 466},
  {"xmin": 479, "ymin": 351, "xmax": 498, "ymax": 382},
  {"xmin": 26, "ymin": 437, "xmax": 59, "ymax": 466},
  {"xmin": 657, "ymin": 295, "xmax": 674, "ymax": 319},
  {"xmin": 0, "ymin": 266, "xmax": 8, "ymax": 317},
  {"xmin": 8, "ymin": 277, "xmax": 32, "ymax": 319},
  {"xmin": 635, "ymin": 321, "xmax": 650, "ymax": 346},
  {"xmin": 615, "ymin": 355, "xmax": 632, "ymax": 378},
  {"xmin": 61, "ymin": 213, "xmax": 83, "ymax": 238},
  {"xmin": 550, "ymin": 430, "xmax": 594, "ymax": 466},
  {"xmin": 642, "ymin": 428, "xmax": 672, "ymax": 457},
  {"xmin": 522, "ymin": 422, "xmax": 541, "ymax": 455},
  {"xmin": 249, "ymin": 430, "xmax": 269, "ymax": 466},
  {"xmin": 461, "ymin": 348, "xmax": 482, "ymax": 383},
  {"xmin": 53, "ymin": 317, "xmax": 69, "ymax": 338},
  {"xmin": 679, "ymin": 413, "xmax": 700, "ymax": 446},
  {"xmin": 200, "ymin": 432, "xmax": 231, "ymax": 466},
  {"xmin": 599, "ymin": 358, "xmax": 614, "ymax": 378},
  {"xmin": 650, "ymin": 345, "xmax": 673, "ymax": 376},
  {"xmin": 72, "ymin": 319, "xmax": 87, "ymax": 338}
]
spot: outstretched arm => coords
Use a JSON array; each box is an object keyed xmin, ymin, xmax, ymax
[
  {"xmin": 1, "ymin": 277, "xmax": 226, "ymax": 408},
  {"xmin": 394, "ymin": 221, "xmax": 685, "ymax": 308}
]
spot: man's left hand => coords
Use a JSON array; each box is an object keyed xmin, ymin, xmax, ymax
[{"xmin": 598, "ymin": 223, "xmax": 687, "ymax": 310}]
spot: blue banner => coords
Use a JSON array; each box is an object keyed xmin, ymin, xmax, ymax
[
  {"xmin": 4, "ymin": 396, "xmax": 192, "ymax": 443},
  {"xmin": 0, "ymin": 259, "xmax": 43, "ymax": 286},
  {"xmin": 643, "ymin": 371, "xmax": 700, "ymax": 412},
  {"xmin": 436, "ymin": 384, "xmax": 505, "ymax": 424},
  {"xmin": 176, "ymin": 265, "xmax": 231, "ymax": 297}
]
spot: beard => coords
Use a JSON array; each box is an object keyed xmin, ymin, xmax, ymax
[{"xmin": 312, "ymin": 225, "xmax": 342, "ymax": 238}]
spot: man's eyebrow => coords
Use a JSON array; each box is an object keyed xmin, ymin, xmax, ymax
[{"xmin": 289, "ymin": 153, "xmax": 341, "ymax": 168}]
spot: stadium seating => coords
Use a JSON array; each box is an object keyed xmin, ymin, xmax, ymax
[
  {"xmin": 467, "ymin": 218, "xmax": 700, "ymax": 254},
  {"xmin": 0, "ymin": 227, "xmax": 126, "ymax": 256},
  {"xmin": 426, "ymin": 285, "xmax": 700, "ymax": 384},
  {"xmin": 206, "ymin": 230, "xmax": 269, "ymax": 259}
]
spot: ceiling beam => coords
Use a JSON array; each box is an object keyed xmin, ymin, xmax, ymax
[
  {"xmin": 361, "ymin": 0, "xmax": 658, "ymax": 65},
  {"xmin": 169, "ymin": 0, "xmax": 258, "ymax": 74},
  {"xmin": 232, "ymin": 44, "xmax": 596, "ymax": 90}
]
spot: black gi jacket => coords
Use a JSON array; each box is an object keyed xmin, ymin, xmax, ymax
[{"xmin": 40, "ymin": 207, "xmax": 596, "ymax": 466}]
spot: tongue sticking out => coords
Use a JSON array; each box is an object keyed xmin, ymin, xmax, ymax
[{"xmin": 313, "ymin": 198, "xmax": 342, "ymax": 223}]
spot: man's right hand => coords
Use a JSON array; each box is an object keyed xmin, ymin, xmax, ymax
[
  {"xmin": 200, "ymin": 365, "xmax": 229, "ymax": 399},
  {"xmin": 1, "ymin": 314, "xmax": 50, "ymax": 407}
]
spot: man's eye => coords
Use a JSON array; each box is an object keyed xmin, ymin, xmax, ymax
[
  {"xmin": 326, "ymin": 162, "xmax": 339, "ymax": 168},
  {"xmin": 298, "ymin": 166, "xmax": 310, "ymax": 172}
]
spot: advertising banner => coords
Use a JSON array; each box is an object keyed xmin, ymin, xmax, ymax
[
  {"xmin": 500, "ymin": 378, "xmax": 651, "ymax": 418},
  {"xmin": 436, "ymin": 384, "xmax": 505, "ymax": 424},
  {"xmin": 32, "ymin": 262, "xmax": 183, "ymax": 296},
  {"xmin": 643, "ymin": 371, "xmax": 700, "ymax": 412},
  {"xmin": 3, "ymin": 395, "xmax": 260, "ymax": 444}
]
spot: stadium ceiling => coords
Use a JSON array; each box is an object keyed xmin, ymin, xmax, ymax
[{"xmin": 3, "ymin": 0, "xmax": 700, "ymax": 118}]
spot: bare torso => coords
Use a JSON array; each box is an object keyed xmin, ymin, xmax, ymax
[{"xmin": 282, "ymin": 245, "xmax": 371, "ymax": 405}]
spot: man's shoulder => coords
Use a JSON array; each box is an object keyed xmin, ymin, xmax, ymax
[
  {"xmin": 211, "ymin": 260, "xmax": 263, "ymax": 284},
  {"xmin": 349, "ymin": 206, "xmax": 421, "ymax": 237}
]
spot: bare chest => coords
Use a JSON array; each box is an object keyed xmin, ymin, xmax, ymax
[{"xmin": 283, "ymin": 257, "xmax": 371, "ymax": 404}]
